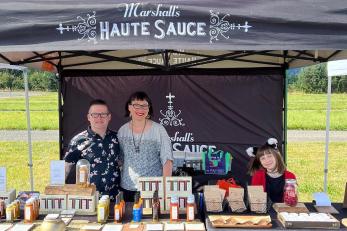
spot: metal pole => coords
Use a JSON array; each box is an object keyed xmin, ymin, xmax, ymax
[
  {"xmin": 24, "ymin": 68, "xmax": 34, "ymax": 191},
  {"xmin": 324, "ymin": 74, "xmax": 332, "ymax": 193},
  {"xmin": 283, "ymin": 51, "xmax": 288, "ymax": 163}
]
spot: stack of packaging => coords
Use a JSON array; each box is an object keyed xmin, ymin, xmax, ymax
[
  {"xmin": 247, "ymin": 186, "xmax": 267, "ymax": 213},
  {"xmin": 203, "ymin": 185, "xmax": 225, "ymax": 212},
  {"xmin": 226, "ymin": 187, "xmax": 246, "ymax": 213}
]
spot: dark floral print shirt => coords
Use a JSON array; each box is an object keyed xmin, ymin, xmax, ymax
[{"xmin": 64, "ymin": 126, "xmax": 120, "ymax": 199}]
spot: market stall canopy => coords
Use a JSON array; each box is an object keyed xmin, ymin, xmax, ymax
[
  {"xmin": 1, "ymin": 0, "xmax": 347, "ymax": 71},
  {"xmin": 1, "ymin": 50, "xmax": 347, "ymax": 73}
]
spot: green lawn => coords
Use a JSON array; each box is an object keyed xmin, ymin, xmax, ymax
[
  {"xmin": 0, "ymin": 141, "xmax": 346, "ymax": 202},
  {"xmin": 287, "ymin": 93, "xmax": 347, "ymax": 130},
  {"xmin": 0, "ymin": 141, "xmax": 59, "ymax": 193},
  {"xmin": 287, "ymin": 142, "xmax": 347, "ymax": 202},
  {"xmin": 0, "ymin": 91, "xmax": 346, "ymax": 130},
  {"xmin": 0, "ymin": 92, "xmax": 58, "ymax": 130}
]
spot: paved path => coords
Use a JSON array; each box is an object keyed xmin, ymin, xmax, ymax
[{"xmin": 0, "ymin": 130, "xmax": 346, "ymax": 142}]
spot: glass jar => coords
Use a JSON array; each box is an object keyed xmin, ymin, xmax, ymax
[
  {"xmin": 76, "ymin": 159, "xmax": 90, "ymax": 187},
  {"xmin": 283, "ymin": 179, "xmax": 298, "ymax": 207}
]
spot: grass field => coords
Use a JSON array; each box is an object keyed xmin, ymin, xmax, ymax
[
  {"xmin": 288, "ymin": 93, "xmax": 347, "ymax": 130},
  {"xmin": 0, "ymin": 142, "xmax": 59, "ymax": 193},
  {"xmin": 0, "ymin": 91, "xmax": 346, "ymax": 130},
  {"xmin": 0, "ymin": 141, "xmax": 346, "ymax": 202},
  {"xmin": 0, "ymin": 92, "xmax": 58, "ymax": 130}
]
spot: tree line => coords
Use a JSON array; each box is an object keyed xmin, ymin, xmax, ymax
[
  {"xmin": 287, "ymin": 63, "xmax": 347, "ymax": 93},
  {"xmin": 1, "ymin": 63, "xmax": 346, "ymax": 93},
  {"xmin": 0, "ymin": 69, "xmax": 57, "ymax": 91}
]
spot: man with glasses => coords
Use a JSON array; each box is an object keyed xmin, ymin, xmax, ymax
[{"xmin": 64, "ymin": 99, "xmax": 120, "ymax": 200}]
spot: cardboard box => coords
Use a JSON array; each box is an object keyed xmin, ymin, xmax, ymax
[
  {"xmin": 67, "ymin": 194, "xmax": 97, "ymax": 215},
  {"xmin": 40, "ymin": 194, "xmax": 67, "ymax": 214},
  {"xmin": 278, "ymin": 212, "xmax": 340, "ymax": 229}
]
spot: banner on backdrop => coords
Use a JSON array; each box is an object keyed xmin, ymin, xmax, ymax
[{"xmin": 62, "ymin": 68, "xmax": 283, "ymax": 183}]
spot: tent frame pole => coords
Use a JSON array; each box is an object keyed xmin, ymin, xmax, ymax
[
  {"xmin": 24, "ymin": 68, "xmax": 34, "ymax": 191},
  {"xmin": 283, "ymin": 51, "xmax": 288, "ymax": 162},
  {"xmin": 324, "ymin": 73, "xmax": 332, "ymax": 193},
  {"xmin": 58, "ymin": 52, "xmax": 64, "ymax": 158},
  {"xmin": 0, "ymin": 64, "xmax": 34, "ymax": 191}
]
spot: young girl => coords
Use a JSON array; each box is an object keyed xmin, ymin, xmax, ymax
[{"xmin": 247, "ymin": 138, "xmax": 296, "ymax": 203}]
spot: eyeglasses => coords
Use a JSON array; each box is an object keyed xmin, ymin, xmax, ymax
[
  {"xmin": 89, "ymin": 112, "xmax": 110, "ymax": 118},
  {"xmin": 131, "ymin": 104, "xmax": 150, "ymax": 110}
]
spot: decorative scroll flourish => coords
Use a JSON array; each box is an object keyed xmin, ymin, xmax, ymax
[
  {"xmin": 209, "ymin": 10, "xmax": 252, "ymax": 43},
  {"xmin": 159, "ymin": 92, "xmax": 185, "ymax": 127},
  {"xmin": 56, "ymin": 11, "xmax": 97, "ymax": 44}
]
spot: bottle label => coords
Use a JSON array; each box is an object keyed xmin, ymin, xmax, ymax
[
  {"xmin": 25, "ymin": 207, "xmax": 31, "ymax": 220},
  {"xmin": 188, "ymin": 206, "xmax": 194, "ymax": 221},
  {"xmin": 115, "ymin": 210, "xmax": 120, "ymax": 220},
  {"xmin": 133, "ymin": 208, "xmax": 141, "ymax": 222},
  {"xmin": 171, "ymin": 206, "xmax": 178, "ymax": 220},
  {"xmin": 6, "ymin": 210, "xmax": 12, "ymax": 221},
  {"xmin": 98, "ymin": 207, "xmax": 105, "ymax": 221}
]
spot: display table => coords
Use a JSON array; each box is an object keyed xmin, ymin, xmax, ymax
[
  {"xmin": 205, "ymin": 203, "xmax": 347, "ymax": 230},
  {"xmin": 0, "ymin": 202, "xmax": 204, "ymax": 230}
]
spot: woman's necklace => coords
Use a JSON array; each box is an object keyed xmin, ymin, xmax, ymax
[
  {"xmin": 266, "ymin": 170, "xmax": 282, "ymax": 178},
  {"xmin": 131, "ymin": 119, "xmax": 147, "ymax": 153}
]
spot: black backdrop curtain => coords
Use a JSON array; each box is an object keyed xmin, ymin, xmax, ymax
[{"xmin": 62, "ymin": 68, "xmax": 283, "ymax": 184}]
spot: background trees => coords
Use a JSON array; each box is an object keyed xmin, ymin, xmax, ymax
[
  {"xmin": 288, "ymin": 63, "xmax": 347, "ymax": 93},
  {"xmin": 0, "ymin": 69, "xmax": 57, "ymax": 91}
]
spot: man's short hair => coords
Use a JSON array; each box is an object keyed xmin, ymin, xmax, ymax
[{"xmin": 89, "ymin": 99, "xmax": 109, "ymax": 111}]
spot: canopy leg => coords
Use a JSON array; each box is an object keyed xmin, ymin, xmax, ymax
[{"xmin": 24, "ymin": 69, "xmax": 34, "ymax": 191}]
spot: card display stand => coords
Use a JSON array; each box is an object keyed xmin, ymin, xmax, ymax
[{"xmin": 0, "ymin": 189, "xmax": 16, "ymax": 205}]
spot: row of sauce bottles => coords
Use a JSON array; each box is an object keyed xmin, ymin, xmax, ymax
[
  {"xmin": 97, "ymin": 192, "xmax": 125, "ymax": 223},
  {"xmin": 3, "ymin": 197, "xmax": 39, "ymax": 223},
  {"xmin": 170, "ymin": 194, "xmax": 195, "ymax": 222}
]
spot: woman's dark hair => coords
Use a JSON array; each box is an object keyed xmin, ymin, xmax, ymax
[
  {"xmin": 124, "ymin": 91, "xmax": 153, "ymax": 118},
  {"xmin": 248, "ymin": 145, "xmax": 286, "ymax": 175}
]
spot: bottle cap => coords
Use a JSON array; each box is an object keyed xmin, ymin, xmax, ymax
[{"xmin": 101, "ymin": 195, "xmax": 109, "ymax": 200}]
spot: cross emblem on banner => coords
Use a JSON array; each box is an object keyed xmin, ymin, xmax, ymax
[{"xmin": 166, "ymin": 93, "xmax": 175, "ymax": 104}]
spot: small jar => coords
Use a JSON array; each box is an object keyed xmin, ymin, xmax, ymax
[
  {"xmin": 0, "ymin": 199, "xmax": 5, "ymax": 218},
  {"xmin": 6, "ymin": 204, "xmax": 14, "ymax": 222},
  {"xmin": 283, "ymin": 179, "xmax": 298, "ymax": 207},
  {"xmin": 24, "ymin": 199, "xmax": 35, "ymax": 223},
  {"xmin": 76, "ymin": 159, "xmax": 90, "ymax": 187}
]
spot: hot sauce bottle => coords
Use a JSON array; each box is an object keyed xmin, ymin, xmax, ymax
[
  {"xmin": 186, "ymin": 194, "xmax": 195, "ymax": 222},
  {"xmin": 114, "ymin": 195, "xmax": 122, "ymax": 223},
  {"xmin": 170, "ymin": 195, "xmax": 179, "ymax": 222},
  {"xmin": 24, "ymin": 199, "xmax": 34, "ymax": 223},
  {"xmin": 97, "ymin": 199, "xmax": 107, "ymax": 223},
  {"xmin": 133, "ymin": 192, "xmax": 142, "ymax": 222},
  {"xmin": 152, "ymin": 190, "xmax": 160, "ymax": 222},
  {"xmin": 119, "ymin": 192, "xmax": 125, "ymax": 217}
]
